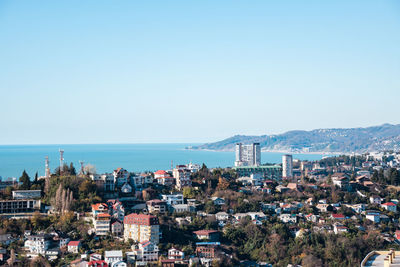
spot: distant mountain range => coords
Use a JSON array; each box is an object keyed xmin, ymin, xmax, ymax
[{"xmin": 191, "ymin": 124, "xmax": 400, "ymax": 153}]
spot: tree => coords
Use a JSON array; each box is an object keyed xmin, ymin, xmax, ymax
[
  {"xmin": 217, "ymin": 177, "xmax": 229, "ymax": 190},
  {"xmin": 19, "ymin": 170, "xmax": 31, "ymax": 190},
  {"xmin": 34, "ymin": 172, "xmax": 38, "ymax": 184},
  {"xmin": 69, "ymin": 163, "xmax": 77, "ymax": 176}
]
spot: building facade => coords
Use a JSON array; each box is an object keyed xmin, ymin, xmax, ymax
[
  {"xmin": 282, "ymin": 154, "xmax": 293, "ymax": 179},
  {"xmin": 123, "ymin": 213, "xmax": 160, "ymax": 244},
  {"xmin": 235, "ymin": 143, "xmax": 261, "ymax": 167}
]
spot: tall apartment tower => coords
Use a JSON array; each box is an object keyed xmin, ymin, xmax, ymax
[
  {"xmin": 282, "ymin": 154, "xmax": 293, "ymax": 179},
  {"xmin": 235, "ymin": 143, "xmax": 261, "ymax": 167}
]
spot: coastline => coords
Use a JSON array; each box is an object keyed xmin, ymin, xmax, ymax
[{"xmin": 186, "ymin": 147, "xmax": 347, "ymax": 155}]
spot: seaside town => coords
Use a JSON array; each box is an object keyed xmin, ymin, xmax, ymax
[{"xmin": 1, "ymin": 144, "xmax": 400, "ymax": 267}]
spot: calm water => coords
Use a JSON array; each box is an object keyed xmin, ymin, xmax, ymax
[{"xmin": 0, "ymin": 144, "xmax": 327, "ymax": 179}]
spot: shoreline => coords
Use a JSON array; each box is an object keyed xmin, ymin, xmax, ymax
[{"xmin": 185, "ymin": 147, "xmax": 348, "ymax": 155}]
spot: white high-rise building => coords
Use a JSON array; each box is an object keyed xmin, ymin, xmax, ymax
[
  {"xmin": 235, "ymin": 143, "xmax": 261, "ymax": 166},
  {"xmin": 282, "ymin": 154, "xmax": 293, "ymax": 178}
]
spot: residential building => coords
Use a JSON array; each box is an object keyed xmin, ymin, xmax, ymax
[
  {"xmin": 282, "ymin": 154, "xmax": 293, "ymax": 179},
  {"xmin": 233, "ymin": 165, "xmax": 282, "ymax": 180},
  {"xmin": 173, "ymin": 166, "xmax": 192, "ymax": 190},
  {"xmin": 113, "ymin": 168, "xmax": 129, "ymax": 188},
  {"xmin": 235, "ymin": 143, "xmax": 261, "ymax": 167},
  {"xmin": 24, "ymin": 234, "xmax": 52, "ymax": 255},
  {"xmin": 123, "ymin": 213, "xmax": 160, "ymax": 244},
  {"xmin": 94, "ymin": 213, "xmax": 111, "ymax": 236},
  {"xmin": 279, "ymin": 214, "xmax": 297, "ymax": 223},
  {"xmin": 381, "ymin": 202, "xmax": 397, "ymax": 212},
  {"xmin": 365, "ymin": 210, "xmax": 381, "ymax": 223},
  {"xmin": 370, "ymin": 195, "xmax": 382, "ymax": 205},
  {"xmin": 107, "ymin": 200, "xmax": 125, "ymax": 222},
  {"xmin": 121, "ymin": 183, "xmax": 132, "ymax": 194},
  {"xmin": 133, "ymin": 241, "xmax": 159, "ymax": 265},
  {"xmin": 147, "ymin": 199, "xmax": 167, "ymax": 213},
  {"xmin": 193, "ymin": 230, "xmax": 219, "ymax": 242},
  {"xmin": 87, "ymin": 260, "xmax": 108, "ymax": 267},
  {"xmin": 215, "ymin": 212, "xmax": 229, "ymax": 221},
  {"xmin": 104, "ymin": 250, "xmax": 123, "ymax": 266},
  {"xmin": 154, "ymin": 170, "xmax": 175, "ymax": 186},
  {"xmin": 12, "ymin": 190, "xmax": 41, "ymax": 200},
  {"xmin": 111, "ymin": 220, "xmax": 123, "ymax": 236},
  {"xmin": 195, "ymin": 242, "xmax": 220, "ymax": 259},
  {"xmin": 161, "ymin": 194, "xmax": 184, "ymax": 206},
  {"xmin": 168, "ymin": 247, "xmax": 184, "ymax": 260},
  {"xmin": 67, "ymin": 241, "xmax": 81, "ymax": 254},
  {"xmin": 90, "ymin": 174, "xmax": 115, "ymax": 192},
  {"xmin": 0, "ymin": 199, "xmax": 41, "ymax": 214},
  {"xmin": 92, "ymin": 203, "xmax": 108, "ymax": 217}
]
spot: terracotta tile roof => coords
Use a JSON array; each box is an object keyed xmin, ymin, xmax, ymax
[
  {"xmin": 91, "ymin": 203, "xmax": 108, "ymax": 211},
  {"xmin": 382, "ymin": 202, "xmax": 396, "ymax": 206},
  {"xmin": 68, "ymin": 240, "xmax": 81, "ymax": 246},
  {"xmin": 124, "ymin": 213, "xmax": 158, "ymax": 226},
  {"xmin": 193, "ymin": 230, "xmax": 219, "ymax": 236}
]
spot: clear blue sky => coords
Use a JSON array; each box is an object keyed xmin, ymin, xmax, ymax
[{"xmin": 0, "ymin": 0, "xmax": 399, "ymax": 144}]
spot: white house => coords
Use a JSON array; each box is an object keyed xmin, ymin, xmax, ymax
[
  {"xmin": 215, "ymin": 212, "xmax": 229, "ymax": 221},
  {"xmin": 161, "ymin": 193, "xmax": 184, "ymax": 205},
  {"xmin": 279, "ymin": 214, "xmax": 297, "ymax": 223},
  {"xmin": 133, "ymin": 241, "xmax": 159, "ymax": 265},
  {"xmin": 67, "ymin": 240, "xmax": 81, "ymax": 254},
  {"xmin": 210, "ymin": 197, "xmax": 225, "ymax": 206},
  {"xmin": 105, "ymin": 250, "xmax": 123, "ymax": 265},
  {"xmin": 168, "ymin": 247, "xmax": 184, "ymax": 260},
  {"xmin": 370, "ymin": 195, "xmax": 382, "ymax": 205},
  {"xmin": 24, "ymin": 234, "xmax": 52, "ymax": 256}
]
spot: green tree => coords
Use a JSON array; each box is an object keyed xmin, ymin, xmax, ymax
[
  {"xmin": 69, "ymin": 163, "xmax": 77, "ymax": 176},
  {"xmin": 19, "ymin": 170, "xmax": 31, "ymax": 190}
]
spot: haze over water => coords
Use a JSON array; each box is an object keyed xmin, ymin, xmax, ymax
[{"xmin": 0, "ymin": 144, "xmax": 327, "ymax": 179}]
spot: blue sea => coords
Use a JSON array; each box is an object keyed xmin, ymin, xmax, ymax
[{"xmin": 0, "ymin": 144, "xmax": 327, "ymax": 179}]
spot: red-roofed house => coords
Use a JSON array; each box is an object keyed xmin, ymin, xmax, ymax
[
  {"xmin": 193, "ymin": 230, "xmax": 219, "ymax": 242},
  {"xmin": 67, "ymin": 240, "xmax": 81, "ymax": 253},
  {"xmin": 87, "ymin": 260, "xmax": 108, "ymax": 267},
  {"xmin": 92, "ymin": 203, "xmax": 108, "ymax": 216},
  {"xmin": 395, "ymin": 230, "xmax": 400, "ymax": 241},
  {"xmin": 382, "ymin": 202, "xmax": 397, "ymax": 212}
]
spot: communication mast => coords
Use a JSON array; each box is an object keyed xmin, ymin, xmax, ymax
[
  {"xmin": 59, "ymin": 149, "xmax": 64, "ymax": 174},
  {"xmin": 79, "ymin": 160, "xmax": 85, "ymax": 175},
  {"xmin": 45, "ymin": 156, "xmax": 51, "ymax": 178}
]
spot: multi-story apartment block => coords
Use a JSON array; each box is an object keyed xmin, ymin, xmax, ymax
[
  {"xmin": 123, "ymin": 213, "xmax": 160, "ymax": 244},
  {"xmin": 24, "ymin": 234, "xmax": 52, "ymax": 255},
  {"xmin": 173, "ymin": 166, "xmax": 191, "ymax": 190},
  {"xmin": 234, "ymin": 143, "xmax": 261, "ymax": 167},
  {"xmin": 282, "ymin": 154, "xmax": 293, "ymax": 179},
  {"xmin": 93, "ymin": 213, "xmax": 111, "ymax": 236}
]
